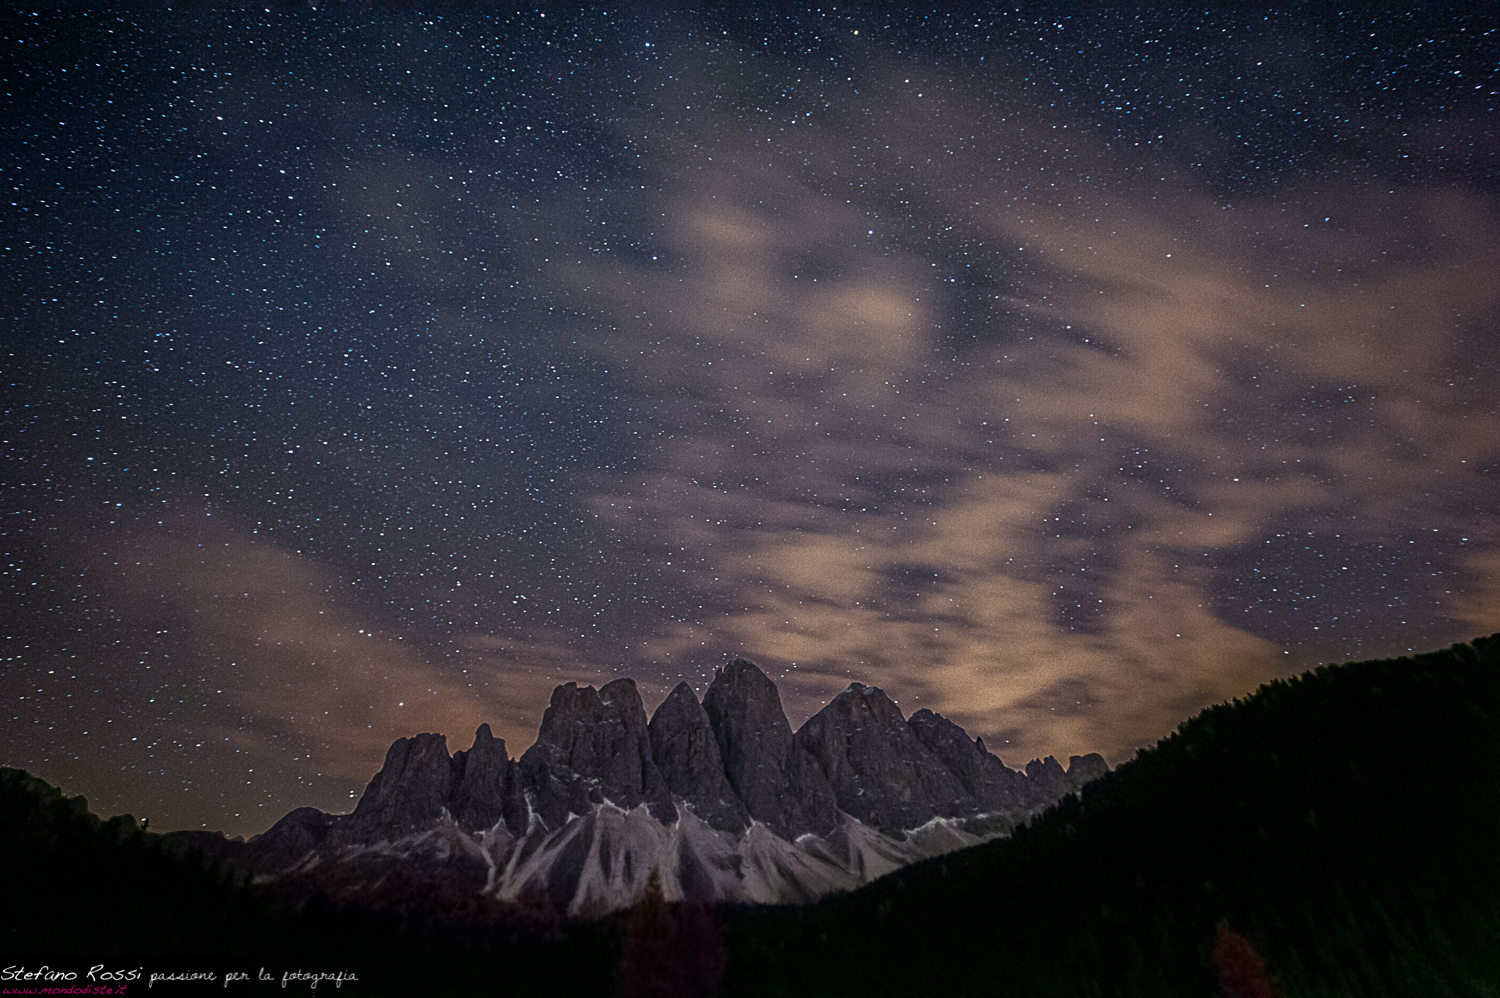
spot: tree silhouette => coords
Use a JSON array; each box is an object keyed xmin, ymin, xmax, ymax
[{"xmin": 618, "ymin": 869, "xmax": 726, "ymax": 998}]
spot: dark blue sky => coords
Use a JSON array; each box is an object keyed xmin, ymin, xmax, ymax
[{"xmin": 4, "ymin": 8, "xmax": 1497, "ymax": 835}]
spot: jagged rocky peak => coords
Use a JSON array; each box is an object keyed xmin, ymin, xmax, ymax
[
  {"xmin": 1022, "ymin": 753, "xmax": 1110, "ymax": 805},
  {"xmin": 199, "ymin": 657, "xmax": 1118, "ymax": 920},
  {"xmin": 519, "ymin": 677, "xmax": 673, "ymax": 827},
  {"xmin": 342, "ymin": 664, "xmax": 1112, "ymax": 846},
  {"xmin": 796, "ymin": 683, "xmax": 975, "ymax": 833},
  {"xmin": 449, "ymin": 723, "xmax": 512, "ymax": 830},
  {"xmin": 647, "ymin": 681, "xmax": 749, "ymax": 833},
  {"xmin": 701, "ymin": 659, "xmax": 837, "ymax": 840},
  {"xmin": 907, "ymin": 709, "xmax": 1029, "ymax": 816},
  {"xmin": 350, "ymin": 732, "xmax": 453, "ymax": 831},
  {"xmin": 344, "ymin": 724, "xmax": 523, "ymax": 835}
]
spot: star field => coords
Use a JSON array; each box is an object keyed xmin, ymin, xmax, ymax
[{"xmin": 3, "ymin": 9, "xmax": 1497, "ymax": 835}]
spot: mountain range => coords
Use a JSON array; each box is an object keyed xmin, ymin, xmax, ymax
[
  {"xmin": 6, "ymin": 637, "xmax": 1496, "ymax": 996},
  {"xmin": 169, "ymin": 658, "xmax": 1105, "ymax": 917}
]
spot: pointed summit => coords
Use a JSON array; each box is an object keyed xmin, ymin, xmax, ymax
[
  {"xmin": 796, "ymin": 683, "xmax": 974, "ymax": 832},
  {"xmin": 702, "ymin": 659, "xmax": 836, "ymax": 838},
  {"xmin": 648, "ymin": 681, "xmax": 749, "ymax": 832},
  {"xmin": 448, "ymin": 724, "xmax": 513, "ymax": 830}
]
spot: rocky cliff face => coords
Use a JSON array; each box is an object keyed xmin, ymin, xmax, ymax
[
  {"xmin": 700, "ymin": 659, "xmax": 838, "ymax": 839},
  {"xmin": 648, "ymin": 681, "xmax": 749, "ymax": 833},
  {"xmin": 518, "ymin": 678, "xmax": 675, "ymax": 827},
  {"xmin": 796, "ymin": 683, "xmax": 975, "ymax": 832},
  {"xmin": 193, "ymin": 659, "xmax": 1107, "ymax": 919}
]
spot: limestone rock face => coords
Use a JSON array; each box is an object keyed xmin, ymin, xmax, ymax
[
  {"xmin": 795, "ymin": 684, "xmax": 974, "ymax": 833},
  {"xmin": 519, "ymin": 678, "xmax": 674, "ymax": 828},
  {"xmin": 227, "ymin": 658, "xmax": 1112, "ymax": 919},
  {"xmin": 350, "ymin": 733, "xmax": 453, "ymax": 831},
  {"xmin": 647, "ymin": 681, "xmax": 749, "ymax": 833},
  {"xmin": 448, "ymin": 724, "xmax": 511, "ymax": 830},
  {"xmin": 907, "ymin": 709, "xmax": 1029, "ymax": 816},
  {"xmin": 701, "ymin": 659, "xmax": 837, "ymax": 839}
]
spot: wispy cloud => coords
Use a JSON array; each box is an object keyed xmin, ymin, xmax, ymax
[
  {"xmin": 67, "ymin": 505, "xmax": 502, "ymax": 821},
  {"xmin": 560, "ymin": 56, "xmax": 1500, "ymax": 764}
]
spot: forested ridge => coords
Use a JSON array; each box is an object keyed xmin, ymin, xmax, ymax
[{"xmin": 721, "ymin": 635, "xmax": 1500, "ymax": 997}]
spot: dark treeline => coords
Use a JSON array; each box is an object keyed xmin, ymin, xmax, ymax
[
  {"xmin": 719, "ymin": 635, "xmax": 1500, "ymax": 997},
  {"xmin": 4, "ymin": 635, "xmax": 1497, "ymax": 996},
  {"xmin": 0, "ymin": 767, "xmax": 618, "ymax": 994}
]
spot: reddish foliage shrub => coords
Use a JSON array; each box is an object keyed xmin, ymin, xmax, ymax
[{"xmin": 1212, "ymin": 921, "xmax": 1281, "ymax": 998}]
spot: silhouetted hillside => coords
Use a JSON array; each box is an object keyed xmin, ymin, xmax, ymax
[
  {"xmin": 0, "ymin": 768, "xmax": 616, "ymax": 994},
  {"xmin": 720, "ymin": 635, "xmax": 1500, "ymax": 997}
]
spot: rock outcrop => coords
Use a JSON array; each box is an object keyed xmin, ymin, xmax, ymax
[
  {"xmin": 701, "ymin": 659, "xmax": 838, "ymax": 839},
  {"xmin": 448, "ymin": 723, "xmax": 518, "ymax": 831},
  {"xmin": 795, "ymin": 683, "xmax": 974, "ymax": 832},
  {"xmin": 907, "ymin": 708, "xmax": 1030, "ymax": 815},
  {"xmin": 197, "ymin": 658, "xmax": 1110, "ymax": 919},
  {"xmin": 518, "ymin": 678, "xmax": 674, "ymax": 827},
  {"xmin": 648, "ymin": 681, "xmax": 749, "ymax": 833},
  {"xmin": 350, "ymin": 732, "xmax": 454, "ymax": 831}
]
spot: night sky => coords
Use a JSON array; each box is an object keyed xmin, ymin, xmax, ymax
[{"xmin": 5, "ymin": 9, "xmax": 1498, "ymax": 837}]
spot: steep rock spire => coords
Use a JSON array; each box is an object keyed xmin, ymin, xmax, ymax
[
  {"xmin": 702, "ymin": 659, "xmax": 836, "ymax": 838},
  {"xmin": 448, "ymin": 723, "xmax": 512, "ymax": 830},
  {"xmin": 647, "ymin": 681, "xmax": 749, "ymax": 832}
]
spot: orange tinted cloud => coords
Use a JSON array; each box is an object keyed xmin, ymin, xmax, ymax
[
  {"xmin": 74, "ymin": 506, "xmax": 508, "ymax": 828},
  {"xmin": 565, "ymin": 56, "xmax": 1500, "ymax": 765}
]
